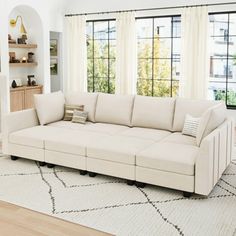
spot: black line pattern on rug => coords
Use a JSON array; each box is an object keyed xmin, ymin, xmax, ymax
[
  {"xmin": 53, "ymin": 168, "xmax": 125, "ymax": 188},
  {"xmin": 216, "ymin": 184, "xmax": 236, "ymax": 197},
  {"xmin": 136, "ymin": 186, "xmax": 184, "ymax": 236},
  {"xmin": 221, "ymin": 179, "xmax": 236, "ymax": 191},
  {"xmin": 36, "ymin": 162, "xmax": 56, "ymax": 214}
]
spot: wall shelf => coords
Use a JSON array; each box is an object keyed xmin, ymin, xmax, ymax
[
  {"xmin": 9, "ymin": 44, "xmax": 38, "ymax": 49},
  {"xmin": 9, "ymin": 62, "xmax": 38, "ymax": 67}
]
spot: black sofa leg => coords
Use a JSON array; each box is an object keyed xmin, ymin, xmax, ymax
[
  {"xmin": 79, "ymin": 170, "xmax": 87, "ymax": 176},
  {"xmin": 127, "ymin": 180, "xmax": 135, "ymax": 186},
  {"xmin": 39, "ymin": 162, "xmax": 46, "ymax": 167},
  {"xmin": 11, "ymin": 156, "xmax": 18, "ymax": 161},
  {"xmin": 47, "ymin": 163, "xmax": 55, "ymax": 169},
  {"xmin": 89, "ymin": 172, "xmax": 97, "ymax": 177},
  {"xmin": 136, "ymin": 182, "xmax": 146, "ymax": 188},
  {"xmin": 183, "ymin": 191, "xmax": 192, "ymax": 198}
]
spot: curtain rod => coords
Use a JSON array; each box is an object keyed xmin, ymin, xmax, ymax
[{"xmin": 65, "ymin": 1, "xmax": 236, "ymax": 17}]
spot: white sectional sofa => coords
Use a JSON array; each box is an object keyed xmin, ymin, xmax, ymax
[{"xmin": 2, "ymin": 92, "xmax": 234, "ymax": 197}]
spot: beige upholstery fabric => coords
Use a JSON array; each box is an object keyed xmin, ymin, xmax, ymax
[
  {"xmin": 34, "ymin": 91, "xmax": 65, "ymax": 125},
  {"xmin": 8, "ymin": 126, "xmax": 65, "ymax": 149},
  {"xmin": 132, "ymin": 96, "xmax": 175, "ymax": 131},
  {"xmin": 48, "ymin": 121, "xmax": 129, "ymax": 135},
  {"xmin": 45, "ymin": 130, "xmax": 109, "ymax": 156},
  {"xmin": 48, "ymin": 120, "xmax": 93, "ymax": 130},
  {"xmin": 162, "ymin": 132, "xmax": 197, "ymax": 146},
  {"xmin": 8, "ymin": 143, "xmax": 44, "ymax": 162},
  {"xmin": 136, "ymin": 166, "xmax": 194, "ymax": 192},
  {"xmin": 95, "ymin": 93, "xmax": 134, "ymax": 126},
  {"xmin": 45, "ymin": 150, "xmax": 86, "ymax": 170},
  {"xmin": 87, "ymin": 158, "xmax": 136, "ymax": 180},
  {"xmin": 119, "ymin": 127, "xmax": 171, "ymax": 141},
  {"xmin": 137, "ymin": 142, "xmax": 199, "ymax": 175},
  {"xmin": 87, "ymin": 136, "xmax": 154, "ymax": 165},
  {"xmin": 173, "ymin": 98, "xmax": 219, "ymax": 132},
  {"xmin": 196, "ymin": 102, "xmax": 227, "ymax": 146},
  {"xmin": 65, "ymin": 92, "xmax": 98, "ymax": 122}
]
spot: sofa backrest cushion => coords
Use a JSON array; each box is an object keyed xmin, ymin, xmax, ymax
[
  {"xmin": 132, "ymin": 96, "xmax": 175, "ymax": 131},
  {"xmin": 196, "ymin": 102, "xmax": 227, "ymax": 146},
  {"xmin": 173, "ymin": 98, "xmax": 219, "ymax": 132},
  {"xmin": 95, "ymin": 93, "xmax": 134, "ymax": 126},
  {"xmin": 34, "ymin": 91, "xmax": 65, "ymax": 125},
  {"xmin": 65, "ymin": 92, "xmax": 98, "ymax": 122}
]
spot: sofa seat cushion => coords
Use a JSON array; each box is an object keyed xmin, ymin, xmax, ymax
[
  {"xmin": 87, "ymin": 136, "xmax": 155, "ymax": 165},
  {"xmin": 48, "ymin": 120, "xmax": 94, "ymax": 131},
  {"xmin": 137, "ymin": 142, "xmax": 199, "ymax": 176},
  {"xmin": 162, "ymin": 132, "xmax": 197, "ymax": 146},
  {"xmin": 45, "ymin": 130, "xmax": 109, "ymax": 156},
  {"xmin": 9, "ymin": 126, "xmax": 66, "ymax": 149},
  {"xmin": 119, "ymin": 128, "xmax": 171, "ymax": 142},
  {"xmin": 48, "ymin": 121, "xmax": 129, "ymax": 135}
]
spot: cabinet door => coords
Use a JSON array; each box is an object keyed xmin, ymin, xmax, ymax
[
  {"xmin": 10, "ymin": 90, "xmax": 25, "ymax": 112},
  {"xmin": 25, "ymin": 88, "xmax": 42, "ymax": 109}
]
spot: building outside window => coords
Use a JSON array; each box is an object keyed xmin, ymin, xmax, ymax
[{"xmin": 209, "ymin": 13, "xmax": 236, "ymax": 108}]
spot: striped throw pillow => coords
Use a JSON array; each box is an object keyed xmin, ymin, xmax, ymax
[
  {"xmin": 63, "ymin": 104, "xmax": 84, "ymax": 121},
  {"xmin": 72, "ymin": 110, "xmax": 89, "ymax": 124},
  {"xmin": 182, "ymin": 114, "xmax": 200, "ymax": 137}
]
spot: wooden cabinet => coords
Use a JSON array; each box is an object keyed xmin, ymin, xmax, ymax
[{"xmin": 10, "ymin": 85, "xmax": 43, "ymax": 112}]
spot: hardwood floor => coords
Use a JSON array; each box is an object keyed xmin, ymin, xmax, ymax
[{"xmin": 0, "ymin": 200, "xmax": 112, "ymax": 236}]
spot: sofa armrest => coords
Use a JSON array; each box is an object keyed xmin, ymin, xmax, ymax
[
  {"xmin": 195, "ymin": 117, "xmax": 234, "ymax": 196},
  {"xmin": 2, "ymin": 109, "xmax": 39, "ymax": 154}
]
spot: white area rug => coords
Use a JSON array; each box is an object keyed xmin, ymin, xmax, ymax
[{"xmin": 0, "ymin": 156, "xmax": 236, "ymax": 236}]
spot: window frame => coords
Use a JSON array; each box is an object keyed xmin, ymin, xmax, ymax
[
  {"xmin": 209, "ymin": 11, "xmax": 236, "ymax": 109},
  {"xmin": 86, "ymin": 19, "xmax": 116, "ymax": 94},
  {"xmin": 136, "ymin": 14, "xmax": 181, "ymax": 97}
]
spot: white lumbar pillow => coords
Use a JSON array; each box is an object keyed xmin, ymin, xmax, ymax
[
  {"xmin": 182, "ymin": 114, "xmax": 201, "ymax": 137},
  {"xmin": 34, "ymin": 91, "xmax": 65, "ymax": 125}
]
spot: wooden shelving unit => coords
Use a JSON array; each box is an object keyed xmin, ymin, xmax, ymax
[
  {"xmin": 9, "ymin": 44, "xmax": 37, "ymax": 49},
  {"xmin": 9, "ymin": 62, "xmax": 38, "ymax": 67}
]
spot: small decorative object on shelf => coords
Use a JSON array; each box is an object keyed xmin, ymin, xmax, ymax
[
  {"xmin": 21, "ymin": 57, "xmax": 27, "ymax": 63},
  {"xmin": 27, "ymin": 52, "xmax": 34, "ymax": 63},
  {"xmin": 9, "ymin": 52, "xmax": 16, "ymax": 63},
  {"xmin": 11, "ymin": 80, "xmax": 17, "ymax": 88},
  {"xmin": 17, "ymin": 34, "xmax": 27, "ymax": 44},
  {"xmin": 8, "ymin": 34, "xmax": 16, "ymax": 44},
  {"xmin": 27, "ymin": 75, "xmax": 37, "ymax": 86}
]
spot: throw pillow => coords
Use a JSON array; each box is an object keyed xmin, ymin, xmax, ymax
[
  {"xmin": 182, "ymin": 114, "xmax": 200, "ymax": 137},
  {"xmin": 34, "ymin": 91, "xmax": 65, "ymax": 125},
  {"xmin": 64, "ymin": 104, "xmax": 84, "ymax": 121},
  {"xmin": 72, "ymin": 110, "xmax": 89, "ymax": 124}
]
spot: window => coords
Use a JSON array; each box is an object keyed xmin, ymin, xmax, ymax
[
  {"xmin": 136, "ymin": 16, "xmax": 181, "ymax": 97},
  {"xmin": 209, "ymin": 13, "xmax": 236, "ymax": 108},
  {"xmin": 87, "ymin": 20, "xmax": 116, "ymax": 93}
]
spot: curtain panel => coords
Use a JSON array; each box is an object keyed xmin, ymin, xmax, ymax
[
  {"xmin": 64, "ymin": 16, "xmax": 87, "ymax": 93},
  {"xmin": 180, "ymin": 6, "xmax": 209, "ymax": 99},
  {"xmin": 115, "ymin": 12, "xmax": 137, "ymax": 95}
]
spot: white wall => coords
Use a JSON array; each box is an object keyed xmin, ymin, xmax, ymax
[{"xmin": 65, "ymin": 0, "xmax": 236, "ymax": 15}]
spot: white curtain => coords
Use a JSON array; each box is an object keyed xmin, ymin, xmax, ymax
[
  {"xmin": 180, "ymin": 6, "xmax": 209, "ymax": 99},
  {"xmin": 116, "ymin": 12, "xmax": 137, "ymax": 95},
  {"xmin": 64, "ymin": 16, "xmax": 87, "ymax": 93}
]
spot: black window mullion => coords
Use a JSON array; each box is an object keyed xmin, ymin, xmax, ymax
[
  {"xmin": 152, "ymin": 18, "xmax": 155, "ymax": 96},
  {"xmin": 92, "ymin": 22, "xmax": 95, "ymax": 92},
  {"xmin": 226, "ymin": 13, "xmax": 230, "ymax": 107},
  {"xmin": 108, "ymin": 21, "xmax": 110, "ymax": 93},
  {"xmin": 170, "ymin": 17, "xmax": 174, "ymax": 97}
]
